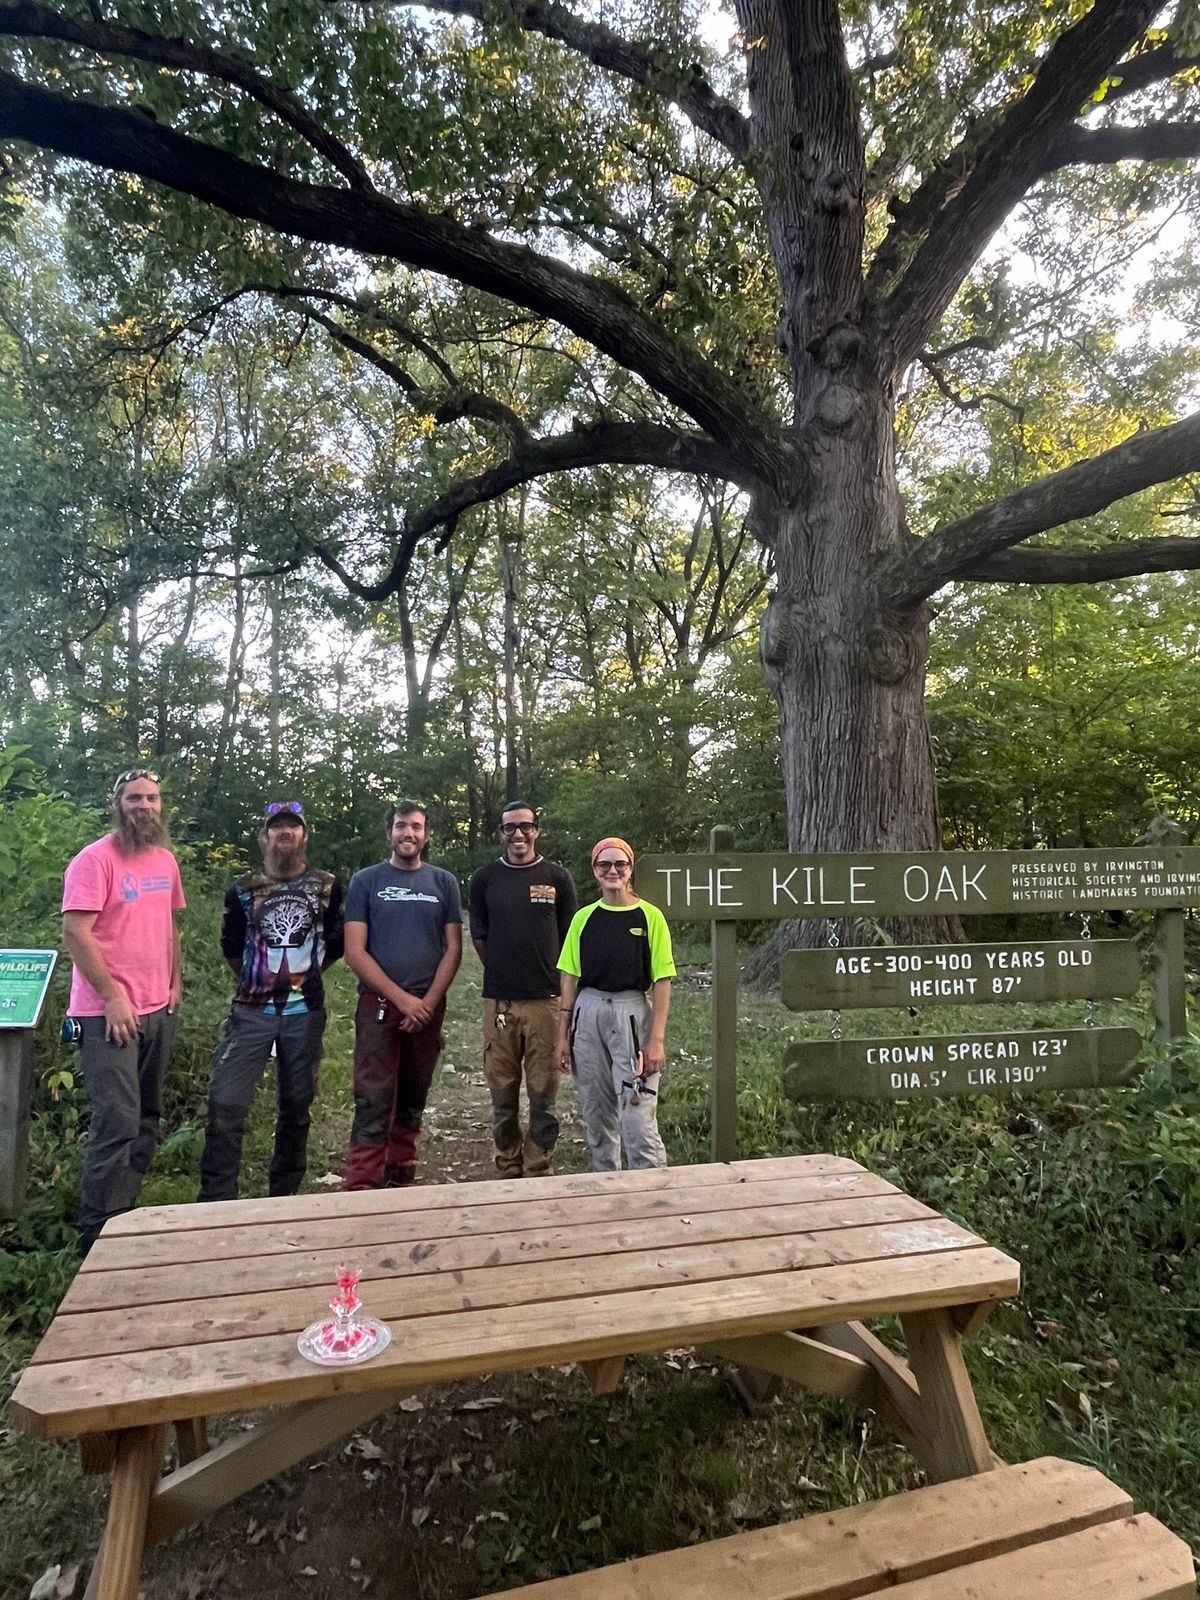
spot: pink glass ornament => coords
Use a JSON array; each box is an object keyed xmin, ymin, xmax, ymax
[{"xmin": 298, "ymin": 1263, "xmax": 391, "ymax": 1365}]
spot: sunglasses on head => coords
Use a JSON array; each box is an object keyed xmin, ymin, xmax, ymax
[
  {"xmin": 266, "ymin": 801, "xmax": 304, "ymax": 818},
  {"xmin": 115, "ymin": 768, "xmax": 159, "ymax": 787}
]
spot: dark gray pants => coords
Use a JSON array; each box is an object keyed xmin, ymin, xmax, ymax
[
  {"xmin": 78, "ymin": 1006, "xmax": 178, "ymax": 1250},
  {"xmin": 198, "ymin": 1004, "xmax": 325, "ymax": 1201}
]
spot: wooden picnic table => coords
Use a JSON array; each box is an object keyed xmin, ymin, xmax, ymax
[{"xmin": 10, "ymin": 1154, "xmax": 1020, "ymax": 1600}]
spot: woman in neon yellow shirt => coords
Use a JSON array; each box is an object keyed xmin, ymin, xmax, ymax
[{"xmin": 556, "ymin": 837, "xmax": 674, "ymax": 1170}]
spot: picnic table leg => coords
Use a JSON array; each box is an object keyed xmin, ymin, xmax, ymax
[
  {"xmin": 174, "ymin": 1417, "xmax": 208, "ymax": 1465},
  {"xmin": 900, "ymin": 1308, "xmax": 994, "ymax": 1482},
  {"xmin": 83, "ymin": 1424, "xmax": 164, "ymax": 1600}
]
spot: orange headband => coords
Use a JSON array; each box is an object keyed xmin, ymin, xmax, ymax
[{"xmin": 591, "ymin": 837, "xmax": 635, "ymax": 868}]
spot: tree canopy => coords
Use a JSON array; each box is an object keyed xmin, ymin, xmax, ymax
[{"xmin": 1, "ymin": 0, "xmax": 1198, "ymax": 891}]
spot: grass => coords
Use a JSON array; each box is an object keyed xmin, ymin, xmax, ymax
[{"xmin": 2, "ymin": 941, "xmax": 1199, "ymax": 1596}]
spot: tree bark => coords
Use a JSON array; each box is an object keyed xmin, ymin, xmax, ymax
[{"xmin": 743, "ymin": 372, "xmax": 955, "ymax": 980}]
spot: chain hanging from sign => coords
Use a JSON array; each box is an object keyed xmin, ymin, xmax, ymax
[
  {"xmin": 825, "ymin": 917, "xmax": 843, "ymax": 1042},
  {"xmin": 1079, "ymin": 912, "xmax": 1096, "ymax": 1029}
]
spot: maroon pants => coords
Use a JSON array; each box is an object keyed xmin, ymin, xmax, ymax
[{"xmin": 344, "ymin": 993, "xmax": 446, "ymax": 1190}]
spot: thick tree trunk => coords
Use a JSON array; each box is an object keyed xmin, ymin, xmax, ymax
[{"xmin": 744, "ymin": 382, "xmax": 954, "ymax": 980}]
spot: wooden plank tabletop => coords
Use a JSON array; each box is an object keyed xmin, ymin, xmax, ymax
[{"xmin": 9, "ymin": 1156, "xmax": 1019, "ymax": 1441}]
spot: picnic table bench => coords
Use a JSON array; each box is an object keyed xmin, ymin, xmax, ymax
[
  {"xmin": 11, "ymin": 1154, "xmax": 1022, "ymax": 1599},
  {"xmin": 487, "ymin": 1457, "xmax": 1195, "ymax": 1600}
]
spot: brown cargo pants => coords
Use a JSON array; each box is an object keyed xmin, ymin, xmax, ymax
[{"xmin": 482, "ymin": 998, "xmax": 560, "ymax": 1177}]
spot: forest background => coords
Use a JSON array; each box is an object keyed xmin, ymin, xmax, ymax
[{"xmin": 2, "ymin": 0, "xmax": 1200, "ymax": 1593}]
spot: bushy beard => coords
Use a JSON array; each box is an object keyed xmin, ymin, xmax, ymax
[
  {"xmin": 115, "ymin": 810, "xmax": 169, "ymax": 853},
  {"xmin": 263, "ymin": 836, "xmax": 308, "ymax": 878}
]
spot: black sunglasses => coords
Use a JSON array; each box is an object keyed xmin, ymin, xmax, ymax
[{"xmin": 500, "ymin": 822, "xmax": 538, "ymax": 835}]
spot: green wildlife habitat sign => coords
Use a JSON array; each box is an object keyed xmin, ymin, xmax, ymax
[
  {"xmin": 783, "ymin": 1027, "xmax": 1143, "ymax": 1102},
  {"xmin": 0, "ymin": 950, "xmax": 57, "ymax": 1029}
]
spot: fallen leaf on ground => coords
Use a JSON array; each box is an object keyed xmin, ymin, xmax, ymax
[
  {"xmin": 29, "ymin": 1565, "xmax": 59, "ymax": 1600},
  {"xmin": 345, "ymin": 1435, "xmax": 385, "ymax": 1459}
]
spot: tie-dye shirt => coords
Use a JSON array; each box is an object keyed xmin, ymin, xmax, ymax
[{"xmin": 221, "ymin": 868, "xmax": 344, "ymax": 1014}]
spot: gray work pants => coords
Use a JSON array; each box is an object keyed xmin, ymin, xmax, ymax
[
  {"xmin": 77, "ymin": 1005, "xmax": 177, "ymax": 1251},
  {"xmin": 569, "ymin": 988, "xmax": 667, "ymax": 1172},
  {"xmin": 198, "ymin": 1003, "xmax": 326, "ymax": 1201}
]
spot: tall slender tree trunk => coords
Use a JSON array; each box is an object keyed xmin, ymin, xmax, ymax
[
  {"xmin": 499, "ymin": 491, "xmax": 524, "ymax": 802},
  {"xmin": 268, "ymin": 582, "xmax": 283, "ymax": 785},
  {"xmin": 207, "ymin": 555, "xmax": 246, "ymax": 808},
  {"xmin": 124, "ymin": 429, "xmax": 144, "ymax": 753},
  {"xmin": 124, "ymin": 589, "xmax": 140, "ymax": 753},
  {"xmin": 452, "ymin": 601, "xmax": 480, "ymax": 850}
]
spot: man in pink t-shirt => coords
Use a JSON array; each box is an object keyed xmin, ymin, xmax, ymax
[{"xmin": 62, "ymin": 769, "xmax": 185, "ymax": 1252}]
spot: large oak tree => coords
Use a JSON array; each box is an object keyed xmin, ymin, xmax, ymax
[{"xmin": 2, "ymin": 0, "xmax": 1199, "ymax": 904}]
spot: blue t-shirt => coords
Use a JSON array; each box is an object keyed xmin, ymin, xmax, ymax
[{"xmin": 343, "ymin": 861, "xmax": 463, "ymax": 998}]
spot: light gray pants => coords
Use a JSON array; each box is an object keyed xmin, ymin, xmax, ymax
[{"xmin": 570, "ymin": 988, "xmax": 667, "ymax": 1172}]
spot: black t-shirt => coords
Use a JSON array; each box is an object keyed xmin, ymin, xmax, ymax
[
  {"xmin": 559, "ymin": 900, "xmax": 676, "ymax": 994},
  {"xmin": 468, "ymin": 857, "xmax": 578, "ymax": 1000}
]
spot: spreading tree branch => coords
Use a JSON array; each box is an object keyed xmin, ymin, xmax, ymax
[
  {"xmin": 401, "ymin": 0, "xmax": 752, "ymax": 159},
  {"xmin": 958, "ymin": 534, "xmax": 1200, "ymax": 583},
  {"xmin": 0, "ymin": 66, "xmax": 786, "ymax": 486},
  {"xmin": 1100, "ymin": 43, "xmax": 1198, "ymax": 103},
  {"xmin": 0, "ymin": 0, "xmax": 373, "ymax": 190},
  {"xmin": 288, "ymin": 297, "xmax": 533, "ymax": 446},
  {"xmin": 313, "ymin": 420, "xmax": 747, "ymax": 599},
  {"xmin": 879, "ymin": 409, "xmax": 1200, "ymax": 606},
  {"xmin": 877, "ymin": 0, "xmax": 1163, "ymax": 372},
  {"xmin": 270, "ymin": 284, "xmax": 458, "ymax": 384},
  {"xmin": 1046, "ymin": 119, "xmax": 1200, "ymax": 166}
]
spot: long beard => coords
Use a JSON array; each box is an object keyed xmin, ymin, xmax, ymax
[
  {"xmin": 264, "ymin": 839, "xmax": 307, "ymax": 878},
  {"xmin": 116, "ymin": 811, "xmax": 169, "ymax": 853}
]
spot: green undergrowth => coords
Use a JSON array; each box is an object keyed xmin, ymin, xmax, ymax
[{"xmin": 3, "ymin": 951, "xmax": 1200, "ymax": 1594}]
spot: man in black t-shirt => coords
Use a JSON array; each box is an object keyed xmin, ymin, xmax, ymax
[
  {"xmin": 468, "ymin": 801, "xmax": 577, "ymax": 1177},
  {"xmin": 198, "ymin": 801, "xmax": 343, "ymax": 1202}
]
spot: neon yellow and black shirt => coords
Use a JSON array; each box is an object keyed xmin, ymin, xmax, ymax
[{"xmin": 558, "ymin": 899, "xmax": 676, "ymax": 994}]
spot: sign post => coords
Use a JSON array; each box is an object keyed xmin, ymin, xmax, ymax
[
  {"xmin": 709, "ymin": 825, "xmax": 738, "ymax": 1161},
  {"xmin": 0, "ymin": 948, "xmax": 57, "ymax": 1219}
]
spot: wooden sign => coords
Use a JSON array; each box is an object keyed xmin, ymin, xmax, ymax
[
  {"xmin": 636, "ymin": 847, "xmax": 1200, "ymax": 920},
  {"xmin": 783, "ymin": 1027, "xmax": 1143, "ymax": 1102},
  {"xmin": 781, "ymin": 940, "xmax": 1139, "ymax": 1012}
]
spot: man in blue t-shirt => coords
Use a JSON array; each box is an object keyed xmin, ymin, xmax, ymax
[{"xmin": 343, "ymin": 802, "xmax": 463, "ymax": 1188}]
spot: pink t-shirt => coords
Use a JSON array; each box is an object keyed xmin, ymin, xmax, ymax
[{"xmin": 62, "ymin": 836, "xmax": 186, "ymax": 1016}]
